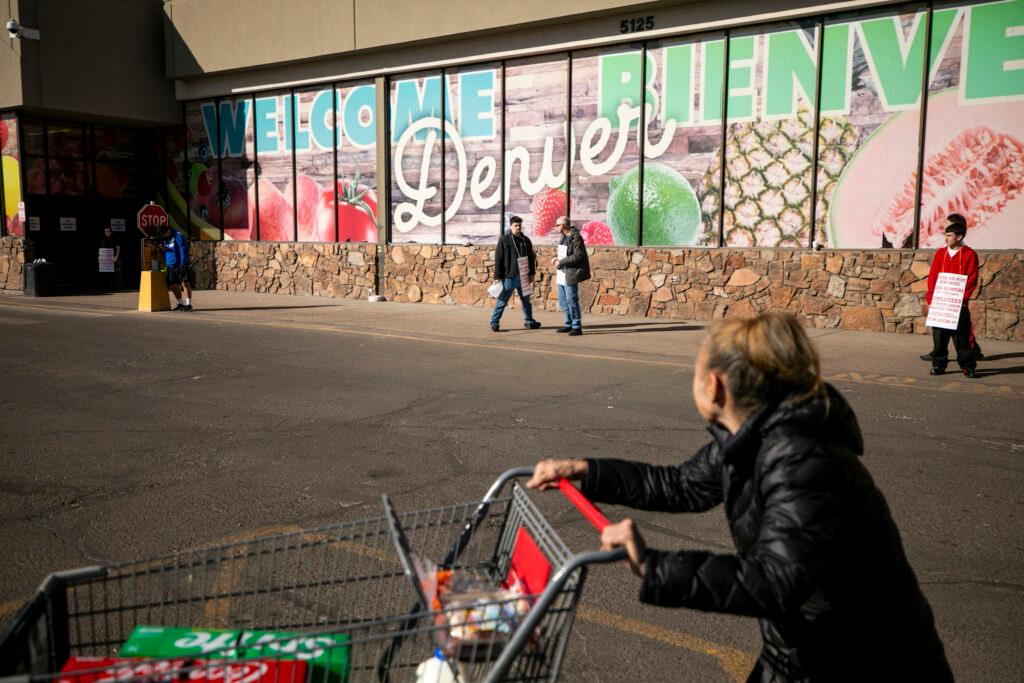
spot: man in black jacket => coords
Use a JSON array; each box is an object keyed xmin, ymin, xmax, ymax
[
  {"xmin": 551, "ymin": 216, "xmax": 591, "ymax": 335},
  {"xmin": 529, "ymin": 312, "xmax": 952, "ymax": 681},
  {"xmin": 490, "ymin": 215, "xmax": 541, "ymax": 332}
]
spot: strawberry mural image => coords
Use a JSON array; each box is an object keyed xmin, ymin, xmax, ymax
[
  {"xmin": 580, "ymin": 220, "xmax": 614, "ymax": 245},
  {"xmin": 530, "ymin": 187, "xmax": 567, "ymax": 237}
]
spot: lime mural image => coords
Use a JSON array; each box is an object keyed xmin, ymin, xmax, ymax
[
  {"xmin": 1, "ymin": 113, "xmax": 23, "ymax": 236},
  {"xmin": 571, "ymin": 45, "xmax": 643, "ymax": 246},
  {"xmin": 642, "ymin": 34, "xmax": 726, "ymax": 247}
]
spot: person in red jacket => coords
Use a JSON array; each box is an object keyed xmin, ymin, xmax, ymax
[{"xmin": 925, "ymin": 214, "xmax": 979, "ymax": 378}]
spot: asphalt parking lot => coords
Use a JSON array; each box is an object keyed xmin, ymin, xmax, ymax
[{"xmin": 1, "ymin": 290, "xmax": 1022, "ymax": 681}]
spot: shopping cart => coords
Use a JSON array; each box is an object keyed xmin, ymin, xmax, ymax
[{"xmin": 0, "ymin": 467, "xmax": 624, "ymax": 683}]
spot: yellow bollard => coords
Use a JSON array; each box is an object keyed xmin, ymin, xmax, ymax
[{"xmin": 138, "ymin": 270, "xmax": 171, "ymax": 312}]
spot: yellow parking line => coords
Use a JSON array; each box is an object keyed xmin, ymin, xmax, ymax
[{"xmin": 578, "ymin": 605, "xmax": 757, "ymax": 682}]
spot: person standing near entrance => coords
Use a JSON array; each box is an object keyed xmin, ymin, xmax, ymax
[
  {"xmin": 925, "ymin": 213, "xmax": 979, "ymax": 378},
  {"xmin": 490, "ymin": 215, "xmax": 541, "ymax": 332},
  {"xmin": 552, "ymin": 216, "xmax": 590, "ymax": 336},
  {"xmin": 158, "ymin": 225, "xmax": 193, "ymax": 311},
  {"xmin": 99, "ymin": 225, "xmax": 122, "ymax": 291}
]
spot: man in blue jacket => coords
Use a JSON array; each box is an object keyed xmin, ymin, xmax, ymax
[{"xmin": 158, "ymin": 226, "xmax": 193, "ymax": 311}]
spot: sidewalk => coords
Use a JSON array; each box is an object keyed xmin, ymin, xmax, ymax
[{"xmin": 3, "ymin": 289, "xmax": 1023, "ymax": 394}]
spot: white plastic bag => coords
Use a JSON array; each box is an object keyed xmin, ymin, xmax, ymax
[{"xmin": 487, "ymin": 281, "xmax": 504, "ymax": 298}]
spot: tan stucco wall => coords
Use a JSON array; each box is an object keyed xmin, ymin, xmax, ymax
[
  {"xmin": 16, "ymin": 0, "xmax": 178, "ymax": 125},
  {"xmin": 164, "ymin": 0, "xmax": 357, "ymax": 78},
  {"xmin": 0, "ymin": 1, "xmax": 25, "ymax": 109},
  {"xmin": 169, "ymin": 0, "xmax": 895, "ymax": 100}
]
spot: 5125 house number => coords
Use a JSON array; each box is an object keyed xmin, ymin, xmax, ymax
[{"xmin": 620, "ymin": 16, "xmax": 654, "ymax": 34}]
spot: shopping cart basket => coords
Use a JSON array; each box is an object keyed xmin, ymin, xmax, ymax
[{"xmin": 0, "ymin": 467, "xmax": 624, "ymax": 682}]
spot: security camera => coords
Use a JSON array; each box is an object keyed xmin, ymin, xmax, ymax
[{"xmin": 6, "ymin": 18, "xmax": 38, "ymax": 40}]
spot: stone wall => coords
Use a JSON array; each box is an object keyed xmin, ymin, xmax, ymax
[
  {"xmin": 383, "ymin": 245, "xmax": 1024, "ymax": 341},
  {"xmin": 0, "ymin": 237, "xmax": 25, "ymax": 291},
  {"xmin": 190, "ymin": 241, "xmax": 376, "ymax": 299}
]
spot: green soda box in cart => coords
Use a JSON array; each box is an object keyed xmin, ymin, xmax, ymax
[
  {"xmin": 240, "ymin": 630, "xmax": 350, "ymax": 683},
  {"xmin": 119, "ymin": 626, "xmax": 350, "ymax": 683}
]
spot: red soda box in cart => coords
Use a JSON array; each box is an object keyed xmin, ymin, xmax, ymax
[
  {"xmin": 58, "ymin": 657, "xmax": 189, "ymax": 683},
  {"xmin": 185, "ymin": 660, "xmax": 308, "ymax": 683},
  {"xmin": 57, "ymin": 657, "xmax": 307, "ymax": 683}
]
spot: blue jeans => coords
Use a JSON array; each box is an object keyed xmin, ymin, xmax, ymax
[
  {"xmin": 558, "ymin": 283, "xmax": 581, "ymax": 329},
  {"xmin": 490, "ymin": 276, "xmax": 535, "ymax": 326}
]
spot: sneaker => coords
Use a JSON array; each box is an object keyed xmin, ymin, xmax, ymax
[
  {"xmin": 182, "ymin": 304, "xmax": 193, "ymax": 312},
  {"xmin": 556, "ymin": 326, "xmax": 572, "ymax": 333},
  {"xmin": 963, "ymin": 367, "xmax": 978, "ymax": 378},
  {"xmin": 490, "ymin": 323, "xmax": 500, "ymax": 332},
  {"xmin": 919, "ymin": 352, "xmax": 934, "ymax": 361},
  {"xmin": 568, "ymin": 328, "xmax": 582, "ymax": 336},
  {"xmin": 173, "ymin": 303, "xmax": 185, "ymax": 311},
  {"xmin": 525, "ymin": 321, "xmax": 542, "ymax": 330},
  {"xmin": 929, "ymin": 367, "xmax": 945, "ymax": 376}
]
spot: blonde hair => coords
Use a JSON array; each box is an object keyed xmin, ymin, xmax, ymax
[{"xmin": 703, "ymin": 312, "xmax": 822, "ymax": 411}]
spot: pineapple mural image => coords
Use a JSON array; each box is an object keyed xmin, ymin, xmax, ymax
[{"xmin": 696, "ymin": 107, "xmax": 859, "ymax": 247}]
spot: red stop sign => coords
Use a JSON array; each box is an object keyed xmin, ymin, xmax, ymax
[{"xmin": 137, "ymin": 203, "xmax": 169, "ymax": 237}]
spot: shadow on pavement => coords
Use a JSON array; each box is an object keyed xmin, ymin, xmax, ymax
[
  {"xmin": 585, "ymin": 324, "xmax": 703, "ymax": 334},
  {"xmin": 194, "ymin": 305, "xmax": 341, "ymax": 312},
  {"xmin": 978, "ymin": 352, "xmax": 1024, "ymax": 362},
  {"xmin": 975, "ymin": 366, "xmax": 1024, "ymax": 377},
  {"xmin": 582, "ymin": 321, "xmax": 705, "ymax": 331}
]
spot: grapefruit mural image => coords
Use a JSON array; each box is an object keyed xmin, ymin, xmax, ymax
[{"xmin": 829, "ymin": 89, "xmax": 1024, "ymax": 249}]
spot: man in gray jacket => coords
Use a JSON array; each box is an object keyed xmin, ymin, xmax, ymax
[{"xmin": 551, "ymin": 216, "xmax": 591, "ymax": 335}]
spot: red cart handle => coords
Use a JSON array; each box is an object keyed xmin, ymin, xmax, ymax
[{"xmin": 557, "ymin": 478, "xmax": 611, "ymax": 532}]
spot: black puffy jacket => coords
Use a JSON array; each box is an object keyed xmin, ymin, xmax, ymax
[{"xmin": 581, "ymin": 384, "xmax": 953, "ymax": 682}]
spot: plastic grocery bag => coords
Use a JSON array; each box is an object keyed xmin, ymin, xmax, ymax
[{"xmin": 487, "ymin": 281, "xmax": 504, "ymax": 298}]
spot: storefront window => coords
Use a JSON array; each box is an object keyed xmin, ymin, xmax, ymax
[
  {"xmin": 214, "ymin": 96, "xmax": 257, "ymax": 241},
  {"xmin": 295, "ymin": 85, "xmax": 338, "ymax": 242},
  {"xmin": 390, "ymin": 71, "xmax": 444, "ymax": 243},
  {"xmin": 815, "ymin": 5, "xmax": 927, "ymax": 248},
  {"xmin": 646, "ymin": 33, "xmax": 726, "ymax": 247},
  {"xmin": 918, "ymin": 0, "xmax": 1024, "ymax": 249},
  {"xmin": 337, "ymin": 81, "xmax": 379, "ymax": 243},
  {"xmin": 571, "ymin": 44, "xmax": 644, "ymax": 246},
  {"xmin": 185, "ymin": 101, "xmax": 221, "ymax": 239},
  {"xmin": 444, "ymin": 63, "xmax": 502, "ymax": 244},
  {"xmin": 504, "ymin": 54, "xmax": 568, "ymax": 245},
  {"xmin": 252, "ymin": 90, "xmax": 296, "ymax": 241},
  {"xmin": 1, "ymin": 113, "xmax": 23, "ymax": 236},
  {"xmin": 721, "ymin": 21, "xmax": 819, "ymax": 248}
]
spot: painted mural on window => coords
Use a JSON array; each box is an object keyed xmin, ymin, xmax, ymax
[
  {"xmin": 917, "ymin": 0, "xmax": 1023, "ymax": 249},
  {"xmin": 570, "ymin": 45, "xmax": 643, "ymax": 246},
  {"xmin": 185, "ymin": 101, "xmax": 222, "ymax": 240},
  {"xmin": 645, "ymin": 34, "xmax": 726, "ymax": 246},
  {"xmin": 390, "ymin": 73, "xmax": 444, "ymax": 244},
  {"xmin": 336, "ymin": 81, "xmax": 379, "ymax": 243},
  {"xmin": 504, "ymin": 55, "xmax": 569, "ymax": 245},
  {"xmin": 1, "ymin": 113, "xmax": 22, "ymax": 236},
  {"xmin": 444, "ymin": 64, "xmax": 503, "ymax": 244},
  {"xmin": 174, "ymin": 0, "xmax": 1022, "ymax": 250}
]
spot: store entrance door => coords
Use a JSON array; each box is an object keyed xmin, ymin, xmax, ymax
[{"xmin": 27, "ymin": 195, "xmax": 145, "ymax": 292}]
